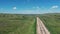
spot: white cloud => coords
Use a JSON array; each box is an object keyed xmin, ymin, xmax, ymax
[
  {"xmin": 47, "ymin": 5, "xmax": 59, "ymax": 13},
  {"xmin": 13, "ymin": 7, "xmax": 16, "ymax": 10},
  {"xmin": 33, "ymin": 6, "xmax": 40, "ymax": 9},
  {"xmin": 32, "ymin": 6, "xmax": 41, "ymax": 12},
  {"xmin": 1, "ymin": 8, "xmax": 3, "ymax": 9},
  {"xmin": 21, "ymin": 10, "xmax": 41, "ymax": 14},
  {"xmin": 33, "ymin": 7, "xmax": 36, "ymax": 9},
  {"xmin": 36, "ymin": 6, "xmax": 40, "ymax": 9},
  {"xmin": 51, "ymin": 5, "xmax": 59, "ymax": 9},
  {"xmin": 27, "ymin": 0, "xmax": 30, "ymax": 2}
]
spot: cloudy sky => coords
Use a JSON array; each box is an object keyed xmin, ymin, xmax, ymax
[{"xmin": 0, "ymin": 0, "xmax": 60, "ymax": 14}]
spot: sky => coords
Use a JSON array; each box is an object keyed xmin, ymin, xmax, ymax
[{"xmin": 0, "ymin": 0, "xmax": 60, "ymax": 14}]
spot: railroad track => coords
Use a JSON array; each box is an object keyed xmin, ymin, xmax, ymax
[{"xmin": 36, "ymin": 17, "xmax": 50, "ymax": 34}]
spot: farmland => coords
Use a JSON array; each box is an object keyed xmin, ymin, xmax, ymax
[
  {"xmin": 0, "ymin": 14, "xmax": 36, "ymax": 34},
  {"xmin": 39, "ymin": 13, "xmax": 60, "ymax": 34},
  {"xmin": 0, "ymin": 13, "xmax": 60, "ymax": 34}
]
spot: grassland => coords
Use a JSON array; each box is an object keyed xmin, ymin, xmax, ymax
[
  {"xmin": 0, "ymin": 14, "xmax": 36, "ymax": 34},
  {"xmin": 39, "ymin": 13, "xmax": 60, "ymax": 34},
  {"xmin": 0, "ymin": 13, "xmax": 60, "ymax": 34}
]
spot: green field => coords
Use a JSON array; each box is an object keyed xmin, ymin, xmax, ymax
[
  {"xmin": 39, "ymin": 13, "xmax": 60, "ymax": 34},
  {"xmin": 0, "ymin": 14, "xmax": 36, "ymax": 34},
  {"xmin": 0, "ymin": 13, "xmax": 60, "ymax": 34}
]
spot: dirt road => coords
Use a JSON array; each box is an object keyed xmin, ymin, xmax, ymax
[{"xmin": 36, "ymin": 17, "xmax": 50, "ymax": 34}]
